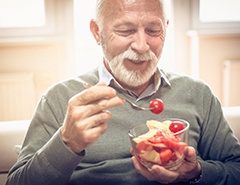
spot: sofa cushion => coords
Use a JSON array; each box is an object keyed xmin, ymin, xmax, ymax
[
  {"xmin": 222, "ymin": 106, "xmax": 240, "ymax": 140},
  {"xmin": 0, "ymin": 120, "xmax": 30, "ymax": 172}
]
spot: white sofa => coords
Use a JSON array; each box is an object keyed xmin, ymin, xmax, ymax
[
  {"xmin": 0, "ymin": 107, "xmax": 240, "ymax": 185},
  {"xmin": 0, "ymin": 120, "xmax": 30, "ymax": 185},
  {"xmin": 222, "ymin": 106, "xmax": 240, "ymax": 139}
]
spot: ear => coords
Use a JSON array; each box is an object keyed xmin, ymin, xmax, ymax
[{"xmin": 90, "ymin": 19, "xmax": 101, "ymax": 45}]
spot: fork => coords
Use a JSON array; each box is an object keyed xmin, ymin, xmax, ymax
[{"xmin": 82, "ymin": 82, "xmax": 153, "ymax": 111}]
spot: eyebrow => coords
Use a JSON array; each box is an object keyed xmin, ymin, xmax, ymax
[
  {"xmin": 113, "ymin": 19, "xmax": 163, "ymax": 28},
  {"xmin": 113, "ymin": 21, "xmax": 135, "ymax": 28}
]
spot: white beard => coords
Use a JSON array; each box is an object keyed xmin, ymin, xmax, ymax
[{"xmin": 105, "ymin": 49, "xmax": 159, "ymax": 87}]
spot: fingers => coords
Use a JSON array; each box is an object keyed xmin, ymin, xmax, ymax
[
  {"xmin": 181, "ymin": 147, "xmax": 201, "ymax": 181},
  {"xmin": 68, "ymin": 83, "xmax": 124, "ymax": 119},
  {"xmin": 132, "ymin": 156, "xmax": 178, "ymax": 184},
  {"xmin": 184, "ymin": 146, "xmax": 197, "ymax": 162},
  {"xmin": 132, "ymin": 156, "xmax": 155, "ymax": 181},
  {"xmin": 77, "ymin": 110, "xmax": 112, "ymax": 130},
  {"xmin": 61, "ymin": 83, "xmax": 125, "ymax": 154},
  {"xmin": 61, "ymin": 109, "xmax": 112, "ymax": 154},
  {"xmin": 69, "ymin": 83, "xmax": 118, "ymax": 106},
  {"xmin": 132, "ymin": 147, "xmax": 200, "ymax": 184},
  {"xmin": 80, "ymin": 97, "xmax": 123, "ymax": 118},
  {"xmin": 77, "ymin": 121, "xmax": 108, "ymax": 146},
  {"xmin": 150, "ymin": 165, "xmax": 178, "ymax": 184},
  {"xmin": 68, "ymin": 95, "xmax": 124, "ymax": 122}
]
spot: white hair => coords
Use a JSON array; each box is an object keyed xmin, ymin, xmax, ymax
[{"xmin": 94, "ymin": 0, "xmax": 166, "ymax": 32}]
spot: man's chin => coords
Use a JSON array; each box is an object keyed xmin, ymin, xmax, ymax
[
  {"xmin": 116, "ymin": 74, "xmax": 150, "ymax": 88},
  {"xmin": 110, "ymin": 64, "xmax": 155, "ymax": 88}
]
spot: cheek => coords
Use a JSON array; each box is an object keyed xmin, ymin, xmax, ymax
[
  {"xmin": 149, "ymin": 39, "xmax": 165, "ymax": 58},
  {"xmin": 107, "ymin": 36, "xmax": 132, "ymax": 57}
]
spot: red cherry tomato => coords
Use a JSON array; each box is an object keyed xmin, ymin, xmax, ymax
[
  {"xmin": 149, "ymin": 99, "xmax": 164, "ymax": 114},
  {"xmin": 169, "ymin": 121, "xmax": 185, "ymax": 133}
]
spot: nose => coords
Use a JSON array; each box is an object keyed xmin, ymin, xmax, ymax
[{"xmin": 131, "ymin": 30, "xmax": 150, "ymax": 54}]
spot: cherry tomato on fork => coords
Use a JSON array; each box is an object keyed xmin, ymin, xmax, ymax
[{"xmin": 149, "ymin": 99, "xmax": 164, "ymax": 114}]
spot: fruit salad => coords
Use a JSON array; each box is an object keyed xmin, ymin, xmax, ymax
[{"xmin": 130, "ymin": 119, "xmax": 189, "ymax": 169}]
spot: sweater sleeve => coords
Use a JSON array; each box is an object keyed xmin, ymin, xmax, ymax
[
  {"xmin": 197, "ymin": 87, "xmax": 240, "ymax": 185},
  {"xmin": 6, "ymin": 94, "xmax": 85, "ymax": 185}
]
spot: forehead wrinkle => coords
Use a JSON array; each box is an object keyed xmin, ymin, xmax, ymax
[
  {"xmin": 113, "ymin": 18, "xmax": 164, "ymax": 29},
  {"xmin": 124, "ymin": 0, "xmax": 163, "ymax": 14},
  {"xmin": 101, "ymin": 0, "xmax": 166, "ymax": 33},
  {"xmin": 105, "ymin": 0, "xmax": 164, "ymax": 16}
]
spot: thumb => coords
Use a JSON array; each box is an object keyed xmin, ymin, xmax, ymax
[{"xmin": 184, "ymin": 146, "xmax": 197, "ymax": 162}]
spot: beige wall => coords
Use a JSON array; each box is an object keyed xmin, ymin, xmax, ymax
[
  {"xmin": 0, "ymin": 41, "xmax": 69, "ymax": 120},
  {"xmin": 0, "ymin": 0, "xmax": 75, "ymax": 121},
  {"xmin": 199, "ymin": 34, "xmax": 240, "ymax": 106},
  {"xmin": 187, "ymin": 33, "xmax": 240, "ymax": 106},
  {"xmin": 0, "ymin": 42, "xmax": 67, "ymax": 97}
]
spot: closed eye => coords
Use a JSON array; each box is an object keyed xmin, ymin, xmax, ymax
[
  {"xmin": 145, "ymin": 29, "xmax": 162, "ymax": 37},
  {"xmin": 114, "ymin": 29, "xmax": 135, "ymax": 36}
]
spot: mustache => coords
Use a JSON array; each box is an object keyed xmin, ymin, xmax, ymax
[{"xmin": 117, "ymin": 49, "xmax": 158, "ymax": 62}]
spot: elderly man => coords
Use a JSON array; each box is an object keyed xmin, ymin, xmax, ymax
[{"xmin": 7, "ymin": 0, "xmax": 240, "ymax": 185}]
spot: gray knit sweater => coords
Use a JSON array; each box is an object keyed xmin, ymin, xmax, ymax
[{"xmin": 6, "ymin": 68, "xmax": 240, "ymax": 185}]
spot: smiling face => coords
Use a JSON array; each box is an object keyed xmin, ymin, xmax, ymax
[{"xmin": 91, "ymin": 0, "xmax": 168, "ymax": 91}]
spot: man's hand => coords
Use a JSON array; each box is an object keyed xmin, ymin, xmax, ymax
[
  {"xmin": 61, "ymin": 82, "xmax": 125, "ymax": 154},
  {"xmin": 132, "ymin": 146, "xmax": 201, "ymax": 184}
]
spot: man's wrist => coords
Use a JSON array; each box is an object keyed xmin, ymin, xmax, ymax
[
  {"xmin": 187, "ymin": 162, "xmax": 202, "ymax": 184},
  {"xmin": 187, "ymin": 171, "xmax": 202, "ymax": 184}
]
